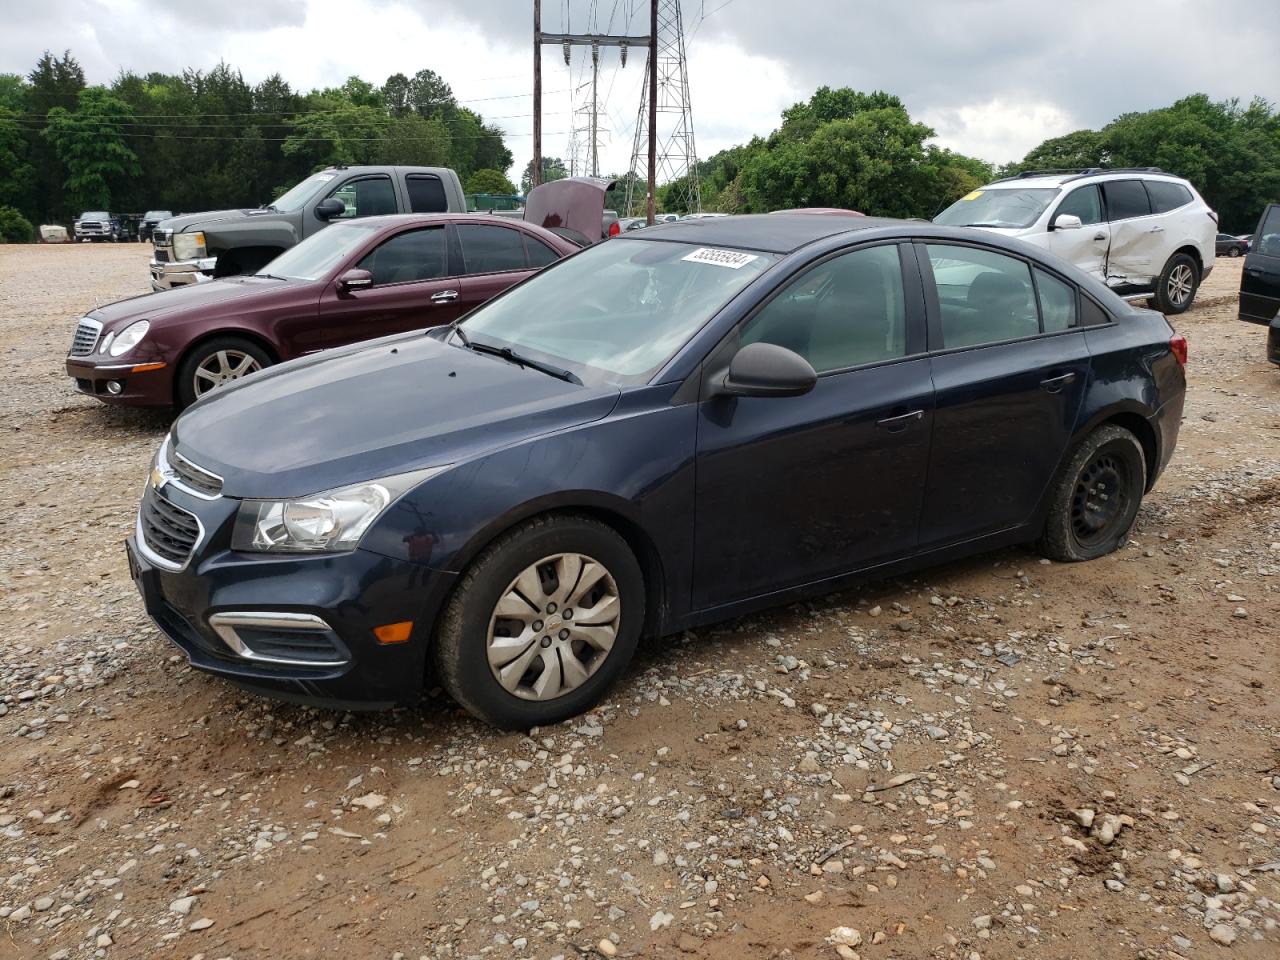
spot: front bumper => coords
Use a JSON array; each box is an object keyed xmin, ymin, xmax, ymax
[
  {"xmin": 66, "ymin": 356, "xmax": 174, "ymax": 407},
  {"xmin": 125, "ymin": 484, "xmax": 456, "ymax": 708},
  {"xmin": 150, "ymin": 256, "xmax": 217, "ymax": 292}
]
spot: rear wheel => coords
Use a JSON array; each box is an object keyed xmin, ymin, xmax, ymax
[
  {"xmin": 1040, "ymin": 424, "xmax": 1147, "ymax": 562},
  {"xmin": 1227, "ymin": 245, "xmax": 1241, "ymax": 257},
  {"xmin": 175, "ymin": 336, "xmax": 273, "ymax": 410},
  {"xmin": 434, "ymin": 514, "xmax": 644, "ymax": 729},
  {"xmin": 1152, "ymin": 252, "xmax": 1199, "ymax": 314}
]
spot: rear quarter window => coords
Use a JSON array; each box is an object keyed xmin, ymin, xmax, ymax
[{"xmin": 1145, "ymin": 180, "xmax": 1193, "ymax": 214}]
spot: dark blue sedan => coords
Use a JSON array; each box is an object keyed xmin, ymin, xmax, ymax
[{"xmin": 127, "ymin": 214, "xmax": 1187, "ymax": 727}]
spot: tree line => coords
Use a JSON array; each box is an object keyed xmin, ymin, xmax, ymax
[{"xmin": 0, "ymin": 51, "xmax": 517, "ymax": 241}]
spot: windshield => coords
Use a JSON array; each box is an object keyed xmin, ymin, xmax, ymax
[
  {"xmin": 81, "ymin": 212, "xmax": 109, "ymax": 220},
  {"xmin": 269, "ymin": 172, "xmax": 339, "ymax": 212},
  {"xmin": 257, "ymin": 221, "xmax": 379, "ymax": 281},
  {"xmin": 459, "ymin": 238, "xmax": 777, "ymax": 385},
  {"xmin": 934, "ymin": 187, "xmax": 1059, "ymax": 229},
  {"xmin": 144, "ymin": 210, "xmax": 172, "ymax": 220}
]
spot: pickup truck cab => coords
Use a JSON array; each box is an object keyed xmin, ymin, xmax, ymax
[
  {"xmin": 75, "ymin": 212, "xmax": 123, "ymax": 243},
  {"xmin": 150, "ymin": 166, "xmax": 466, "ymax": 291}
]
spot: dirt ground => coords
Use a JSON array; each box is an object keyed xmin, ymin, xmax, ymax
[{"xmin": 0, "ymin": 244, "xmax": 1277, "ymax": 960}]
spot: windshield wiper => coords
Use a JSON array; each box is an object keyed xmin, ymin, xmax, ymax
[
  {"xmin": 456, "ymin": 331, "xmax": 582, "ymax": 385},
  {"xmin": 254, "ymin": 272, "xmax": 288, "ymax": 281}
]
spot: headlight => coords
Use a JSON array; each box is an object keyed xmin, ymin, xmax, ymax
[
  {"xmin": 231, "ymin": 467, "xmax": 445, "ymax": 554},
  {"xmin": 172, "ymin": 231, "xmax": 206, "ymax": 261},
  {"xmin": 108, "ymin": 320, "xmax": 150, "ymax": 357}
]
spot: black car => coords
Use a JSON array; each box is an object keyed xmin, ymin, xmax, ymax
[
  {"xmin": 140, "ymin": 210, "xmax": 174, "ymax": 243},
  {"xmin": 1216, "ymin": 233, "xmax": 1249, "ymax": 257},
  {"xmin": 1239, "ymin": 203, "xmax": 1280, "ymax": 366},
  {"xmin": 126, "ymin": 215, "xmax": 1187, "ymax": 728}
]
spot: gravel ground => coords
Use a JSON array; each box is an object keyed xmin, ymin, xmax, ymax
[{"xmin": 0, "ymin": 244, "xmax": 1278, "ymax": 960}]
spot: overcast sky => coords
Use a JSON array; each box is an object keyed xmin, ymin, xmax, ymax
[{"xmin": 3, "ymin": 0, "xmax": 1276, "ymax": 180}]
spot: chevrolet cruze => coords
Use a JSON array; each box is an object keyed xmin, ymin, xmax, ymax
[{"xmin": 127, "ymin": 214, "xmax": 1186, "ymax": 728}]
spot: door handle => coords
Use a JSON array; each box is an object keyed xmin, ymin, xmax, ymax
[
  {"xmin": 431, "ymin": 290, "xmax": 459, "ymax": 303},
  {"xmin": 876, "ymin": 408, "xmax": 924, "ymax": 432},
  {"xmin": 1149, "ymin": 225, "xmax": 1165, "ymax": 234},
  {"xmin": 1245, "ymin": 267, "xmax": 1262, "ymax": 276},
  {"xmin": 1040, "ymin": 372, "xmax": 1077, "ymax": 394},
  {"xmin": 1093, "ymin": 232, "xmax": 1107, "ymax": 241}
]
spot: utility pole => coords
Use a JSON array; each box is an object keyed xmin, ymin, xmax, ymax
[
  {"xmin": 531, "ymin": 2, "xmax": 653, "ymax": 216},
  {"xmin": 647, "ymin": 0, "xmax": 657, "ymax": 225}
]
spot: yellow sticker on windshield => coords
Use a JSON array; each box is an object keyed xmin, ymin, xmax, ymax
[{"xmin": 961, "ymin": 190, "xmax": 983, "ymax": 201}]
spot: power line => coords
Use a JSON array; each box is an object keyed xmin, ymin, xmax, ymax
[{"xmin": 8, "ymin": 110, "xmax": 569, "ymax": 130}]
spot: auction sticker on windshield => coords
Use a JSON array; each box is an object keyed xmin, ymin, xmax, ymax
[
  {"xmin": 960, "ymin": 190, "xmax": 983, "ymax": 201},
  {"xmin": 681, "ymin": 248, "xmax": 759, "ymax": 269}
]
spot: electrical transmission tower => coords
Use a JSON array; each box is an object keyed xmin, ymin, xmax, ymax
[{"xmin": 626, "ymin": 0, "xmax": 700, "ymax": 215}]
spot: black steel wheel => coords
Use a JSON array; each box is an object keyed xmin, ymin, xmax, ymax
[{"xmin": 1041, "ymin": 424, "xmax": 1147, "ymax": 562}]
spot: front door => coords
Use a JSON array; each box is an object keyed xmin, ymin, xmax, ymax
[
  {"xmin": 692, "ymin": 243, "xmax": 934, "ymax": 610},
  {"xmin": 1241, "ymin": 204, "xmax": 1280, "ymax": 325},
  {"xmin": 1046, "ymin": 183, "xmax": 1109, "ymax": 283},
  {"xmin": 319, "ymin": 224, "xmax": 462, "ymax": 348},
  {"xmin": 918, "ymin": 242, "xmax": 1091, "ymax": 547}
]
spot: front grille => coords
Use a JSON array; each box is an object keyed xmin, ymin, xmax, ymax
[
  {"xmin": 167, "ymin": 444, "xmax": 223, "ymax": 497},
  {"xmin": 154, "ymin": 248, "xmax": 170, "ymax": 263},
  {"xmin": 153, "ymin": 228, "xmax": 172, "ymax": 245},
  {"xmin": 140, "ymin": 485, "xmax": 200, "ymax": 567},
  {"xmin": 70, "ymin": 318, "xmax": 103, "ymax": 356}
]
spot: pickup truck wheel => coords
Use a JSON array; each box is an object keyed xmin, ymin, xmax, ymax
[
  {"xmin": 1152, "ymin": 253, "xmax": 1199, "ymax": 314},
  {"xmin": 1040, "ymin": 424, "xmax": 1147, "ymax": 562},
  {"xmin": 175, "ymin": 337, "xmax": 273, "ymax": 410},
  {"xmin": 434, "ymin": 514, "xmax": 645, "ymax": 729}
]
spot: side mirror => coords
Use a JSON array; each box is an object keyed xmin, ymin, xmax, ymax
[
  {"xmin": 1052, "ymin": 213, "xmax": 1083, "ymax": 232},
  {"xmin": 315, "ymin": 197, "xmax": 346, "ymax": 221},
  {"xmin": 338, "ymin": 268, "xmax": 373, "ymax": 292},
  {"xmin": 719, "ymin": 342, "xmax": 816, "ymax": 398}
]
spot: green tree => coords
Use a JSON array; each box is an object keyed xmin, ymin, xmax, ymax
[
  {"xmin": 283, "ymin": 101, "xmax": 390, "ymax": 168},
  {"xmin": 43, "ymin": 87, "xmax": 141, "ymax": 212},
  {"xmin": 0, "ymin": 107, "xmax": 34, "ymax": 212},
  {"xmin": 0, "ymin": 205, "xmax": 34, "ymax": 242},
  {"xmin": 25, "ymin": 51, "xmax": 85, "ymax": 223},
  {"xmin": 521, "ymin": 156, "xmax": 568, "ymax": 193},
  {"xmin": 466, "ymin": 168, "xmax": 517, "ymax": 194},
  {"xmin": 408, "ymin": 69, "xmax": 456, "ymax": 119},
  {"xmin": 382, "ymin": 113, "xmax": 452, "ymax": 167}
]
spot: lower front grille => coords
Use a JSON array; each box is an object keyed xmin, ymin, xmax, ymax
[
  {"xmin": 70, "ymin": 317, "xmax": 102, "ymax": 356},
  {"xmin": 208, "ymin": 613, "xmax": 351, "ymax": 667},
  {"xmin": 140, "ymin": 485, "xmax": 201, "ymax": 567}
]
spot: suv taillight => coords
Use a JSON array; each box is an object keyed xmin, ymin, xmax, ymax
[
  {"xmin": 1170, "ymin": 333, "xmax": 1188, "ymax": 366},
  {"xmin": 608, "ymin": 221, "xmax": 620, "ymax": 237}
]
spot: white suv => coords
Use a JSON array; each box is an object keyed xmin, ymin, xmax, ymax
[{"xmin": 934, "ymin": 168, "xmax": 1217, "ymax": 313}]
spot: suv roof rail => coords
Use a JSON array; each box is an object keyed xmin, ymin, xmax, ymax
[{"xmin": 992, "ymin": 166, "xmax": 1166, "ymax": 185}]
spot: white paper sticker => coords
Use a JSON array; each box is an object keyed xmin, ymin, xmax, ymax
[{"xmin": 681, "ymin": 247, "xmax": 758, "ymax": 269}]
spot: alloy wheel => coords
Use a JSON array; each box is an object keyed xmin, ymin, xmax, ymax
[
  {"xmin": 1069, "ymin": 453, "xmax": 1132, "ymax": 549},
  {"xmin": 486, "ymin": 553, "xmax": 621, "ymax": 701},
  {"xmin": 193, "ymin": 349, "xmax": 262, "ymax": 397},
  {"xmin": 1166, "ymin": 263, "xmax": 1194, "ymax": 306}
]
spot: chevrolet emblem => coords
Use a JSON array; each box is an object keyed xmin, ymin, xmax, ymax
[{"xmin": 150, "ymin": 464, "xmax": 166, "ymax": 490}]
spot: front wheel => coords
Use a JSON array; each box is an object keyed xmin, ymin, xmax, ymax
[
  {"xmin": 1040, "ymin": 424, "xmax": 1147, "ymax": 562},
  {"xmin": 1152, "ymin": 253, "xmax": 1199, "ymax": 314},
  {"xmin": 174, "ymin": 336, "xmax": 273, "ymax": 410},
  {"xmin": 1227, "ymin": 246, "xmax": 1241, "ymax": 257},
  {"xmin": 434, "ymin": 514, "xmax": 645, "ymax": 729}
]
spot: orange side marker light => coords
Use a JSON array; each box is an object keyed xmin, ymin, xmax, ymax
[{"xmin": 374, "ymin": 621, "xmax": 413, "ymax": 644}]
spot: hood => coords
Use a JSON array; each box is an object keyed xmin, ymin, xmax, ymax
[
  {"xmin": 172, "ymin": 334, "xmax": 620, "ymax": 499},
  {"xmin": 524, "ymin": 176, "xmax": 615, "ymax": 243},
  {"xmin": 159, "ymin": 209, "xmax": 276, "ymax": 234},
  {"xmin": 88, "ymin": 276, "xmax": 295, "ymax": 331}
]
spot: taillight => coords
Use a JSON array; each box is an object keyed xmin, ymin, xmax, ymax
[
  {"xmin": 1170, "ymin": 332, "xmax": 1188, "ymax": 366},
  {"xmin": 608, "ymin": 221, "xmax": 620, "ymax": 237}
]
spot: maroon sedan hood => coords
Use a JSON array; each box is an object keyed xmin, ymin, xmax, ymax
[
  {"xmin": 89, "ymin": 277, "xmax": 295, "ymax": 332},
  {"xmin": 524, "ymin": 176, "xmax": 614, "ymax": 243}
]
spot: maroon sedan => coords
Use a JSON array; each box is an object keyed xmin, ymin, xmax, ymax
[{"xmin": 65, "ymin": 214, "xmax": 579, "ymax": 409}]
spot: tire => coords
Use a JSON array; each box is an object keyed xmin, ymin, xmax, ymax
[
  {"xmin": 1228, "ymin": 246, "xmax": 1241, "ymax": 258},
  {"xmin": 174, "ymin": 336, "xmax": 273, "ymax": 410},
  {"xmin": 1152, "ymin": 252, "xmax": 1199, "ymax": 314},
  {"xmin": 434, "ymin": 514, "xmax": 645, "ymax": 729},
  {"xmin": 1040, "ymin": 424, "xmax": 1147, "ymax": 562}
]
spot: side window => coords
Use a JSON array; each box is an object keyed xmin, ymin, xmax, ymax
[
  {"xmin": 740, "ymin": 244, "xmax": 907, "ymax": 374},
  {"xmin": 327, "ymin": 177, "xmax": 397, "ymax": 220},
  {"xmin": 406, "ymin": 175, "xmax": 448, "ymax": 213},
  {"xmin": 357, "ymin": 227, "xmax": 447, "ymax": 286},
  {"xmin": 524, "ymin": 235, "xmax": 561, "ymax": 268},
  {"xmin": 456, "ymin": 223, "xmax": 528, "ymax": 273},
  {"xmin": 926, "ymin": 244, "xmax": 1039, "ymax": 348},
  {"xmin": 1256, "ymin": 205, "xmax": 1280, "ymax": 258},
  {"xmin": 1145, "ymin": 180, "xmax": 1193, "ymax": 214},
  {"xmin": 1054, "ymin": 184, "xmax": 1103, "ymax": 226},
  {"xmin": 1103, "ymin": 180, "xmax": 1151, "ymax": 221},
  {"xmin": 1035, "ymin": 268, "xmax": 1078, "ymax": 332}
]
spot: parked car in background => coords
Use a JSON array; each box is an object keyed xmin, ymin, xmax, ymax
[
  {"xmin": 150, "ymin": 165, "xmax": 468, "ymax": 290},
  {"xmin": 124, "ymin": 213, "xmax": 1185, "ymax": 726},
  {"xmin": 68, "ymin": 206, "xmax": 586, "ymax": 410},
  {"xmin": 140, "ymin": 210, "xmax": 174, "ymax": 243},
  {"xmin": 934, "ymin": 167, "xmax": 1216, "ymax": 314},
  {"xmin": 74, "ymin": 212, "xmax": 124, "ymax": 242},
  {"xmin": 1238, "ymin": 203, "xmax": 1280, "ymax": 366},
  {"xmin": 1216, "ymin": 232, "xmax": 1249, "ymax": 257},
  {"xmin": 617, "ymin": 217, "xmax": 648, "ymax": 232}
]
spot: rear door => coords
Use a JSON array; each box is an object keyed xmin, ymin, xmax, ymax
[
  {"xmin": 1102, "ymin": 179, "xmax": 1160, "ymax": 286},
  {"xmin": 917, "ymin": 242, "xmax": 1092, "ymax": 547},
  {"xmin": 453, "ymin": 222, "xmax": 543, "ymax": 315},
  {"xmin": 1241, "ymin": 204, "xmax": 1280, "ymax": 325},
  {"xmin": 319, "ymin": 224, "xmax": 461, "ymax": 348},
  {"xmin": 1046, "ymin": 183, "xmax": 1109, "ymax": 282}
]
